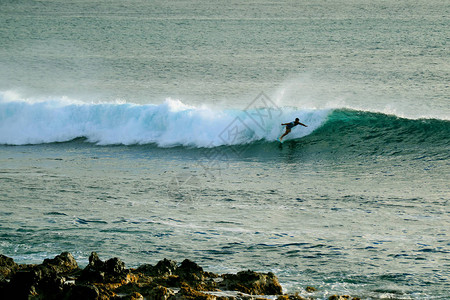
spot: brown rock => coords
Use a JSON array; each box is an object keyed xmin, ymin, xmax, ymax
[
  {"xmin": 43, "ymin": 252, "xmax": 79, "ymax": 274},
  {"xmin": 105, "ymin": 257, "xmax": 125, "ymax": 276},
  {"xmin": 79, "ymin": 252, "xmax": 128, "ymax": 283},
  {"xmin": 176, "ymin": 259, "xmax": 217, "ymax": 291},
  {"xmin": 0, "ymin": 254, "xmax": 19, "ymax": 279},
  {"xmin": 220, "ymin": 270, "xmax": 282, "ymax": 295},
  {"xmin": 170, "ymin": 284, "xmax": 216, "ymax": 300},
  {"xmin": 137, "ymin": 258, "xmax": 178, "ymax": 277},
  {"xmin": 135, "ymin": 258, "xmax": 217, "ymax": 291},
  {"xmin": 329, "ymin": 295, "xmax": 360, "ymax": 300},
  {"xmin": 146, "ymin": 285, "xmax": 176, "ymax": 300},
  {"xmin": 116, "ymin": 282, "xmax": 176, "ymax": 300},
  {"xmin": 178, "ymin": 259, "xmax": 203, "ymax": 275},
  {"xmin": 153, "ymin": 275, "xmax": 182, "ymax": 288},
  {"xmin": 277, "ymin": 294, "xmax": 308, "ymax": 300}
]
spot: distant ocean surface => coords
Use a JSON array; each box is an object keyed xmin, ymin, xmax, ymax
[{"xmin": 1, "ymin": 1, "xmax": 449, "ymax": 299}]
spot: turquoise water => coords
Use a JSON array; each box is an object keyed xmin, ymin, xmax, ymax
[{"xmin": 1, "ymin": 1, "xmax": 449, "ymax": 299}]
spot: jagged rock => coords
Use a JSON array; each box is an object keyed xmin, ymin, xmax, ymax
[
  {"xmin": 8, "ymin": 264, "xmax": 67, "ymax": 299},
  {"xmin": 89, "ymin": 252, "xmax": 104, "ymax": 269},
  {"xmin": 0, "ymin": 253, "xmax": 83, "ymax": 299},
  {"xmin": 169, "ymin": 284, "xmax": 216, "ymax": 300},
  {"xmin": 178, "ymin": 259, "xmax": 203, "ymax": 274},
  {"xmin": 277, "ymin": 294, "xmax": 308, "ymax": 300},
  {"xmin": 79, "ymin": 252, "xmax": 128, "ymax": 283},
  {"xmin": 137, "ymin": 258, "xmax": 178, "ymax": 277},
  {"xmin": 220, "ymin": 270, "xmax": 282, "ymax": 295},
  {"xmin": 153, "ymin": 274, "xmax": 182, "ymax": 288},
  {"xmin": 0, "ymin": 254, "xmax": 19, "ymax": 279},
  {"xmin": 177, "ymin": 259, "xmax": 203, "ymax": 281},
  {"xmin": 146, "ymin": 285, "xmax": 176, "ymax": 300},
  {"xmin": 105, "ymin": 257, "xmax": 125, "ymax": 276},
  {"xmin": 305, "ymin": 286, "xmax": 317, "ymax": 293},
  {"xmin": 0, "ymin": 252, "xmax": 362, "ymax": 300},
  {"xmin": 135, "ymin": 258, "xmax": 218, "ymax": 291},
  {"xmin": 43, "ymin": 252, "xmax": 79, "ymax": 274},
  {"xmin": 175, "ymin": 259, "xmax": 217, "ymax": 290},
  {"xmin": 1, "ymin": 252, "xmax": 80, "ymax": 299},
  {"xmin": 116, "ymin": 282, "xmax": 176, "ymax": 300}
]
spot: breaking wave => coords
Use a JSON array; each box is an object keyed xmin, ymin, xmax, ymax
[{"xmin": 1, "ymin": 94, "xmax": 448, "ymax": 151}]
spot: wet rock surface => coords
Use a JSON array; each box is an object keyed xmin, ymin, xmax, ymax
[
  {"xmin": 220, "ymin": 270, "xmax": 282, "ymax": 295},
  {"xmin": 0, "ymin": 252, "xmax": 361, "ymax": 299}
]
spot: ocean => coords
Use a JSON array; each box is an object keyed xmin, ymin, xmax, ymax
[{"xmin": 1, "ymin": 0, "xmax": 449, "ymax": 299}]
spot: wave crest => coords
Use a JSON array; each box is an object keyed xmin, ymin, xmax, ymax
[{"xmin": 0, "ymin": 96, "xmax": 327, "ymax": 146}]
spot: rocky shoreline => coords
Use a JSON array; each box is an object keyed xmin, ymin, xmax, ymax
[{"xmin": 1, "ymin": 252, "xmax": 360, "ymax": 300}]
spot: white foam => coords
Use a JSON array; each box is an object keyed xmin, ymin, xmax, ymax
[{"xmin": 0, "ymin": 93, "xmax": 329, "ymax": 146}]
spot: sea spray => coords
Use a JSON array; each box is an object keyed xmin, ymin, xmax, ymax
[{"xmin": 0, "ymin": 96, "xmax": 328, "ymax": 146}]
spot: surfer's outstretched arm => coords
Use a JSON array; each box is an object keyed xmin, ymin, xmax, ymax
[{"xmin": 299, "ymin": 122, "xmax": 307, "ymax": 127}]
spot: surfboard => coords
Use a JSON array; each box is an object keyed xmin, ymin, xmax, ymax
[{"xmin": 277, "ymin": 137, "xmax": 284, "ymax": 143}]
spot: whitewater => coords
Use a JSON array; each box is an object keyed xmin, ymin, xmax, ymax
[
  {"xmin": 0, "ymin": 94, "xmax": 326, "ymax": 146},
  {"xmin": 1, "ymin": 93, "xmax": 448, "ymax": 148}
]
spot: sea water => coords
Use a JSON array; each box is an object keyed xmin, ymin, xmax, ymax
[{"xmin": 1, "ymin": 1, "xmax": 449, "ymax": 299}]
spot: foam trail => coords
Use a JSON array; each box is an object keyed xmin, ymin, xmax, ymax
[{"xmin": 0, "ymin": 95, "xmax": 328, "ymax": 146}]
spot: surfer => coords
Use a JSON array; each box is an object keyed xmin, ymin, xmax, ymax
[{"xmin": 279, "ymin": 118, "xmax": 307, "ymax": 141}]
